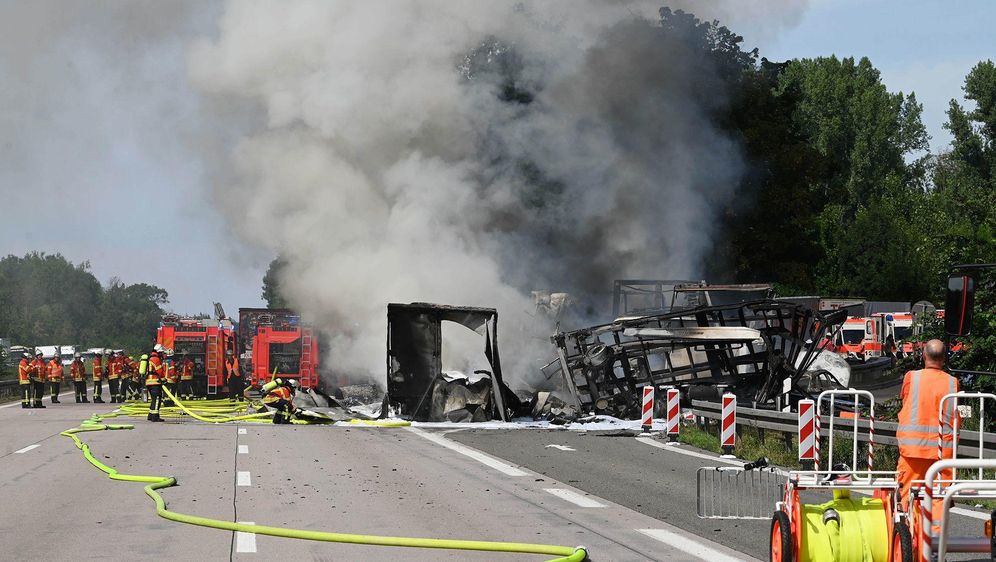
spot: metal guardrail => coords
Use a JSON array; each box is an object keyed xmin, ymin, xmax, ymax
[
  {"xmin": 0, "ymin": 379, "xmax": 22, "ymax": 400},
  {"xmin": 690, "ymin": 399, "xmax": 996, "ymax": 457}
]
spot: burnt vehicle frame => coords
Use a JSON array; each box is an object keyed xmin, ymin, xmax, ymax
[{"xmin": 548, "ymin": 297, "xmax": 847, "ymax": 417}]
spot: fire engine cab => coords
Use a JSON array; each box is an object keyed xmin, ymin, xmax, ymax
[{"xmin": 156, "ymin": 314, "xmax": 237, "ymax": 397}]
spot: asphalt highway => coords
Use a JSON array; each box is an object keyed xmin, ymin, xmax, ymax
[{"xmin": 0, "ymin": 399, "xmax": 757, "ymax": 561}]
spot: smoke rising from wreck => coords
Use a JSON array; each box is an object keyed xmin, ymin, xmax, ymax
[{"xmin": 189, "ymin": 1, "xmax": 808, "ymax": 388}]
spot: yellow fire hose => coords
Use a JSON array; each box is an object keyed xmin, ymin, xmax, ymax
[{"xmin": 59, "ymin": 405, "xmax": 586, "ymax": 560}]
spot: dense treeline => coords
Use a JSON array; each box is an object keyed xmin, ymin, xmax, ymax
[{"xmin": 0, "ymin": 252, "xmax": 168, "ymax": 354}]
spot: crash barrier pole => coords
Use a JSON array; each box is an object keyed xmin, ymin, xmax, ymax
[
  {"xmin": 939, "ymin": 392, "xmax": 996, "ymax": 481},
  {"xmin": 665, "ymin": 387, "xmax": 680, "ymax": 442},
  {"xmin": 816, "ymin": 389, "xmax": 875, "ymax": 479},
  {"xmin": 797, "ymin": 399, "xmax": 816, "ymax": 470},
  {"xmin": 641, "ymin": 386, "xmax": 653, "ymax": 433},
  {"xmin": 923, "ymin": 458, "xmax": 996, "ymax": 562},
  {"xmin": 720, "ymin": 393, "xmax": 735, "ymax": 458},
  {"xmin": 61, "ymin": 414, "xmax": 586, "ymax": 562}
]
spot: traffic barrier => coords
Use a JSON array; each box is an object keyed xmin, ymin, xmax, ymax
[
  {"xmin": 641, "ymin": 386, "xmax": 653, "ymax": 433},
  {"xmin": 665, "ymin": 387, "xmax": 679, "ymax": 438},
  {"xmin": 720, "ymin": 393, "xmax": 735, "ymax": 456},
  {"xmin": 797, "ymin": 399, "xmax": 815, "ymax": 463}
]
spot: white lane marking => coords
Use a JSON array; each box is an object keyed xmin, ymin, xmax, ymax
[
  {"xmin": 238, "ymin": 445, "xmax": 249, "ymax": 455},
  {"xmin": 0, "ymin": 389, "xmax": 74, "ymax": 409},
  {"xmin": 236, "ymin": 521, "xmax": 257, "ymax": 553},
  {"xmin": 407, "ymin": 428, "xmax": 526, "ymax": 477},
  {"xmin": 238, "ymin": 428, "xmax": 247, "ymax": 435},
  {"xmin": 637, "ymin": 528, "xmax": 745, "ymax": 562},
  {"xmin": 14, "ymin": 444, "xmax": 40, "ymax": 454},
  {"xmin": 237, "ymin": 471, "xmax": 252, "ymax": 486},
  {"xmin": 545, "ymin": 444, "xmax": 576, "ymax": 451},
  {"xmin": 544, "ymin": 488, "xmax": 605, "ymax": 508},
  {"xmin": 952, "ymin": 506, "xmax": 990, "ymax": 520}
]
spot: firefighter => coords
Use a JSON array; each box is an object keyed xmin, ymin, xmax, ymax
[
  {"xmin": 118, "ymin": 353, "xmax": 131, "ymax": 401},
  {"xmin": 179, "ymin": 354, "xmax": 195, "ymax": 400},
  {"xmin": 145, "ymin": 347, "xmax": 164, "ymax": 422},
  {"xmin": 70, "ymin": 352, "xmax": 88, "ymax": 403},
  {"xmin": 107, "ymin": 351, "xmax": 122, "ymax": 403},
  {"xmin": 47, "ymin": 353, "xmax": 64, "ymax": 404},
  {"xmin": 225, "ymin": 350, "xmax": 243, "ymax": 402},
  {"xmin": 896, "ymin": 339, "xmax": 959, "ymax": 512},
  {"xmin": 91, "ymin": 350, "xmax": 105, "ymax": 404},
  {"xmin": 125, "ymin": 356, "xmax": 140, "ymax": 400},
  {"xmin": 18, "ymin": 351, "xmax": 32, "ymax": 408},
  {"xmin": 30, "ymin": 350, "xmax": 46, "ymax": 408},
  {"xmin": 262, "ymin": 377, "xmax": 299, "ymax": 424},
  {"xmin": 163, "ymin": 351, "xmax": 178, "ymax": 406}
]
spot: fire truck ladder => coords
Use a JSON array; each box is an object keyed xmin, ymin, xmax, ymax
[
  {"xmin": 300, "ymin": 332, "xmax": 314, "ymax": 388},
  {"xmin": 206, "ymin": 333, "xmax": 219, "ymax": 396}
]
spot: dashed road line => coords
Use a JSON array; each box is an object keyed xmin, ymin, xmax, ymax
[
  {"xmin": 238, "ymin": 445, "xmax": 249, "ymax": 455},
  {"xmin": 544, "ymin": 488, "xmax": 606, "ymax": 508},
  {"xmin": 235, "ymin": 521, "xmax": 257, "ymax": 553},
  {"xmin": 407, "ymin": 428, "xmax": 526, "ymax": 476},
  {"xmin": 637, "ymin": 528, "xmax": 746, "ymax": 562},
  {"xmin": 14, "ymin": 444, "xmax": 40, "ymax": 454},
  {"xmin": 237, "ymin": 471, "xmax": 252, "ymax": 486}
]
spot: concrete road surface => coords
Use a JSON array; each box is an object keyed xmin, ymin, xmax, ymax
[{"xmin": 0, "ymin": 400, "xmax": 757, "ymax": 561}]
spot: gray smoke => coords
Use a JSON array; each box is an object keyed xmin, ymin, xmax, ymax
[{"xmin": 189, "ymin": 1, "xmax": 808, "ymax": 386}]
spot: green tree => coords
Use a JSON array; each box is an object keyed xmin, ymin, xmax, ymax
[{"xmin": 261, "ymin": 257, "xmax": 289, "ymax": 308}]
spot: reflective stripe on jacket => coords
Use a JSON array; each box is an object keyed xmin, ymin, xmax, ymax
[
  {"xmin": 92, "ymin": 357, "xmax": 103, "ymax": 380},
  {"xmin": 263, "ymin": 385, "xmax": 292, "ymax": 405},
  {"xmin": 108, "ymin": 358, "xmax": 121, "ymax": 379},
  {"xmin": 896, "ymin": 368, "xmax": 959, "ymax": 459},
  {"xmin": 31, "ymin": 359, "xmax": 46, "ymax": 382},
  {"xmin": 145, "ymin": 355, "xmax": 163, "ymax": 386},
  {"xmin": 18, "ymin": 359, "xmax": 31, "ymax": 383},
  {"xmin": 180, "ymin": 361, "xmax": 194, "ymax": 381}
]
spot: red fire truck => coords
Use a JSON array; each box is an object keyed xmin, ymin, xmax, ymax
[
  {"xmin": 156, "ymin": 315, "xmax": 237, "ymax": 397},
  {"xmin": 238, "ymin": 308, "xmax": 320, "ymax": 390}
]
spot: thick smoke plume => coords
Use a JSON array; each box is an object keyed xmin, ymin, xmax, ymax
[{"xmin": 189, "ymin": 1, "xmax": 807, "ymax": 386}]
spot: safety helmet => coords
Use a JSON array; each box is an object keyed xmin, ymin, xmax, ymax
[
  {"xmin": 287, "ymin": 379, "xmax": 298, "ymax": 389},
  {"xmin": 94, "ymin": 350, "xmax": 102, "ymax": 356},
  {"xmin": 74, "ymin": 352, "xmax": 81, "ymax": 358},
  {"xmin": 140, "ymin": 354, "xmax": 149, "ymax": 360},
  {"xmin": 154, "ymin": 344, "xmax": 164, "ymax": 353},
  {"xmin": 35, "ymin": 350, "xmax": 43, "ymax": 357},
  {"xmin": 23, "ymin": 351, "xmax": 31, "ymax": 359}
]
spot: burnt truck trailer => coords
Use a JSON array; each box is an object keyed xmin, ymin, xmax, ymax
[
  {"xmin": 156, "ymin": 315, "xmax": 237, "ymax": 397},
  {"xmin": 548, "ymin": 284, "xmax": 849, "ymax": 418},
  {"xmin": 238, "ymin": 308, "xmax": 319, "ymax": 390}
]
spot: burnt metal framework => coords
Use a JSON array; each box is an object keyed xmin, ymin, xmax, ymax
[
  {"xmin": 549, "ymin": 299, "xmax": 846, "ymax": 417},
  {"xmin": 386, "ymin": 303, "xmax": 509, "ymax": 422}
]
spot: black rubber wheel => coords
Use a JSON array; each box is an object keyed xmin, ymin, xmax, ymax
[
  {"xmin": 891, "ymin": 520, "xmax": 913, "ymax": 562},
  {"xmin": 770, "ymin": 510, "xmax": 793, "ymax": 562}
]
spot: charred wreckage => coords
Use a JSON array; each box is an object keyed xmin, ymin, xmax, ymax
[{"xmin": 384, "ymin": 283, "xmax": 851, "ymax": 423}]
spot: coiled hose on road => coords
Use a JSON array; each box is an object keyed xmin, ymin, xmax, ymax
[{"xmin": 60, "ymin": 396, "xmax": 588, "ymax": 561}]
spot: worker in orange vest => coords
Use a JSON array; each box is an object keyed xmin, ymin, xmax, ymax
[
  {"xmin": 47, "ymin": 353, "xmax": 64, "ymax": 404},
  {"xmin": 896, "ymin": 339, "xmax": 959, "ymax": 513},
  {"xmin": 91, "ymin": 351, "xmax": 105, "ymax": 404},
  {"xmin": 145, "ymin": 347, "xmax": 165, "ymax": 422},
  {"xmin": 107, "ymin": 351, "xmax": 122, "ymax": 403},
  {"xmin": 30, "ymin": 350, "xmax": 46, "ymax": 408},
  {"xmin": 70, "ymin": 352, "xmax": 88, "ymax": 403},
  {"xmin": 225, "ymin": 350, "xmax": 243, "ymax": 402},
  {"xmin": 179, "ymin": 355, "xmax": 195, "ymax": 400},
  {"xmin": 262, "ymin": 377, "xmax": 299, "ymax": 424},
  {"xmin": 18, "ymin": 352, "xmax": 32, "ymax": 408}
]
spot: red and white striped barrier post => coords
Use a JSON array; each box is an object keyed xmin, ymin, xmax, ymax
[
  {"xmin": 641, "ymin": 386, "xmax": 654, "ymax": 433},
  {"xmin": 798, "ymin": 399, "xmax": 816, "ymax": 470},
  {"xmin": 663, "ymin": 387, "xmax": 680, "ymax": 443},
  {"xmin": 720, "ymin": 393, "xmax": 736, "ymax": 457}
]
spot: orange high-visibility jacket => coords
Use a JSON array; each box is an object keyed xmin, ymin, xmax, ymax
[
  {"xmin": 47, "ymin": 359, "xmax": 63, "ymax": 382},
  {"xmin": 146, "ymin": 354, "xmax": 163, "ymax": 386},
  {"xmin": 897, "ymin": 368, "xmax": 959, "ymax": 459},
  {"xmin": 18, "ymin": 358, "xmax": 31, "ymax": 384},
  {"xmin": 107, "ymin": 357, "xmax": 121, "ymax": 380},
  {"xmin": 70, "ymin": 359, "xmax": 86, "ymax": 381},
  {"xmin": 31, "ymin": 358, "xmax": 46, "ymax": 382},
  {"xmin": 92, "ymin": 357, "xmax": 103, "ymax": 380},
  {"xmin": 180, "ymin": 359, "xmax": 194, "ymax": 381},
  {"xmin": 263, "ymin": 385, "xmax": 292, "ymax": 405},
  {"xmin": 225, "ymin": 358, "xmax": 240, "ymax": 382}
]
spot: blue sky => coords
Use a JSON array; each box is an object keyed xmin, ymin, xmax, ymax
[{"xmin": 752, "ymin": 0, "xmax": 996, "ymax": 150}]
